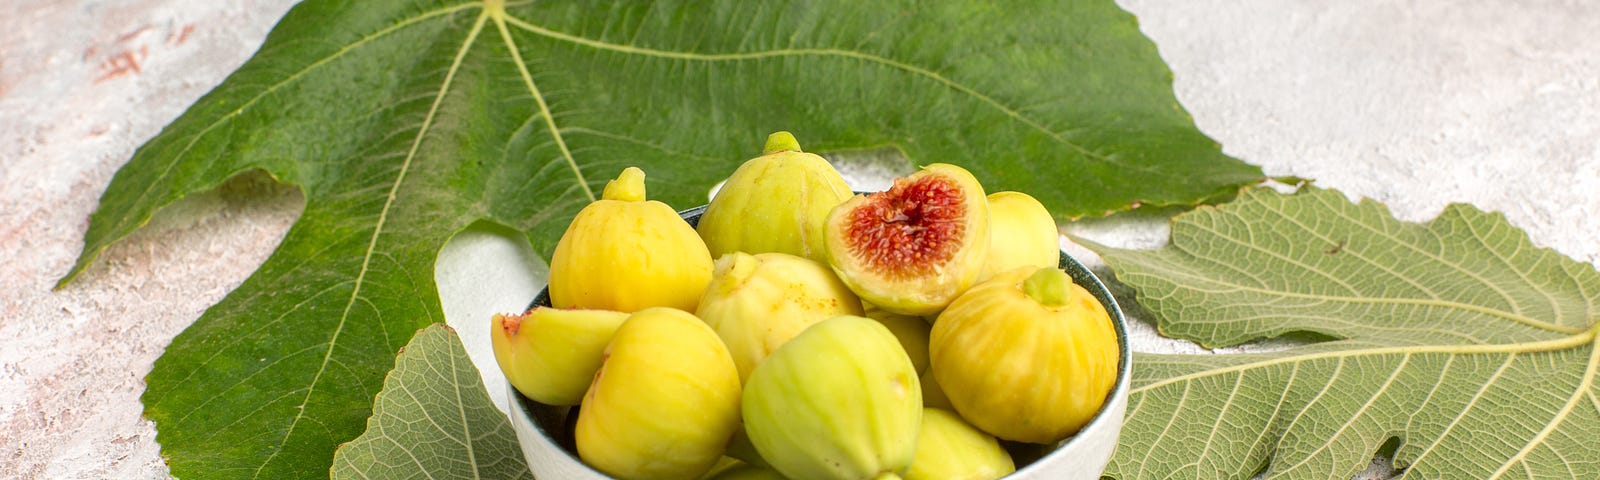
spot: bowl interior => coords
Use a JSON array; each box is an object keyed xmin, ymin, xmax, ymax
[{"xmin": 509, "ymin": 204, "xmax": 1132, "ymax": 479}]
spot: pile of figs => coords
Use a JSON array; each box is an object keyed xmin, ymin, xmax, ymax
[{"xmin": 492, "ymin": 132, "xmax": 1121, "ymax": 480}]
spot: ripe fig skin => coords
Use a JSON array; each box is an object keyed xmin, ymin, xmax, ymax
[
  {"xmin": 823, "ymin": 163, "xmax": 990, "ymax": 316},
  {"xmin": 575, "ymin": 307, "xmax": 742, "ymax": 480},
  {"xmin": 929, "ymin": 266, "xmax": 1119, "ymax": 444},
  {"xmin": 490, "ymin": 307, "xmax": 627, "ymax": 406},
  {"xmin": 697, "ymin": 251, "xmax": 864, "ymax": 383},
  {"xmin": 704, "ymin": 462, "xmax": 789, "ymax": 480},
  {"xmin": 742, "ymin": 315, "xmax": 923, "ymax": 480},
  {"xmin": 697, "ymin": 131, "xmax": 853, "ymax": 263},
  {"xmin": 549, "ymin": 167, "xmax": 714, "ymax": 313},
  {"xmin": 905, "ymin": 408, "xmax": 1015, "ymax": 480},
  {"xmin": 863, "ymin": 305, "xmax": 932, "ymax": 374},
  {"xmin": 977, "ymin": 191, "xmax": 1060, "ymax": 282},
  {"xmin": 918, "ymin": 368, "xmax": 953, "ymax": 410}
]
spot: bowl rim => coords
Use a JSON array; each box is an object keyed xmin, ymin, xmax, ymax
[{"xmin": 510, "ymin": 203, "xmax": 1132, "ymax": 478}]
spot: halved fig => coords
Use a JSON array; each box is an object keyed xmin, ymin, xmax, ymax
[{"xmin": 823, "ymin": 163, "xmax": 989, "ymax": 316}]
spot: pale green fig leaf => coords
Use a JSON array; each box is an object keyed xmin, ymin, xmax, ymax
[
  {"xmin": 1084, "ymin": 187, "xmax": 1600, "ymax": 479},
  {"xmin": 330, "ymin": 324, "xmax": 532, "ymax": 480},
  {"xmin": 60, "ymin": 0, "xmax": 1261, "ymax": 477}
]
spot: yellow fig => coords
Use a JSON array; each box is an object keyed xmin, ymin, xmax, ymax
[
  {"xmin": 742, "ymin": 315, "xmax": 922, "ymax": 480},
  {"xmin": 824, "ymin": 163, "xmax": 990, "ymax": 316},
  {"xmin": 577, "ymin": 308, "xmax": 742, "ymax": 480},
  {"xmin": 977, "ymin": 191, "xmax": 1060, "ymax": 281},
  {"xmin": 703, "ymin": 462, "xmax": 788, "ymax": 480},
  {"xmin": 490, "ymin": 307, "xmax": 627, "ymax": 406},
  {"xmin": 905, "ymin": 408, "xmax": 1015, "ymax": 480},
  {"xmin": 699, "ymin": 457, "xmax": 751, "ymax": 480},
  {"xmin": 863, "ymin": 305, "xmax": 931, "ymax": 374},
  {"xmin": 698, "ymin": 251, "xmax": 863, "ymax": 383},
  {"xmin": 918, "ymin": 368, "xmax": 953, "ymax": 410},
  {"xmin": 697, "ymin": 131, "xmax": 853, "ymax": 263},
  {"xmin": 549, "ymin": 167, "xmax": 713, "ymax": 312},
  {"xmin": 930, "ymin": 267, "xmax": 1119, "ymax": 444}
]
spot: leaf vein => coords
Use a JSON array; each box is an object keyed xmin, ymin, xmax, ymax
[
  {"xmin": 1405, "ymin": 353, "xmax": 1519, "ymax": 473},
  {"xmin": 496, "ymin": 15, "xmax": 1138, "ymax": 171},
  {"xmin": 493, "ymin": 9, "xmax": 594, "ymax": 203},
  {"xmin": 1257, "ymin": 196, "xmax": 1444, "ymax": 300},
  {"xmin": 1277, "ymin": 354, "xmax": 1410, "ymax": 475},
  {"xmin": 1320, "ymin": 196, "xmax": 1533, "ymax": 325},
  {"xmin": 253, "ymin": 6, "xmax": 491, "ymax": 478},
  {"xmin": 120, "ymin": 2, "xmax": 476, "ymax": 242},
  {"xmin": 1134, "ymin": 331, "xmax": 1594, "ymax": 396},
  {"xmin": 1487, "ymin": 332, "xmax": 1600, "ymax": 479},
  {"xmin": 1266, "ymin": 357, "xmax": 1346, "ymax": 478},
  {"xmin": 1136, "ymin": 381, "xmax": 1191, "ymax": 478}
]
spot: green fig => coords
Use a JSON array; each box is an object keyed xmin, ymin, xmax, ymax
[
  {"xmin": 697, "ymin": 131, "xmax": 853, "ymax": 263},
  {"xmin": 550, "ymin": 167, "xmax": 713, "ymax": 313},
  {"xmin": 905, "ymin": 408, "xmax": 1015, "ymax": 480},
  {"xmin": 697, "ymin": 251, "xmax": 863, "ymax": 382},
  {"xmin": 824, "ymin": 163, "xmax": 990, "ymax": 316},
  {"xmin": 930, "ymin": 267, "xmax": 1119, "ymax": 444},
  {"xmin": 576, "ymin": 308, "xmax": 742, "ymax": 480},
  {"xmin": 742, "ymin": 315, "xmax": 922, "ymax": 480},
  {"xmin": 490, "ymin": 307, "xmax": 627, "ymax": 406}
]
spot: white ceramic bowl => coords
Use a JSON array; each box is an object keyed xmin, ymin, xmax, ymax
[{"xmin": 507, "ymin": 205, "xmax": 1132, "ymax": 479}]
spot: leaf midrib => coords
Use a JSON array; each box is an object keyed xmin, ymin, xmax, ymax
[
  {"xmin": 1134, "ymin": 325, "xmax": 1599, "ymax": 478},
  {"xmin": 494, "ymin": 13, "xmax": 1152, "ymax": 174},
  {"xmin": 254, "ymin": 5, "xmax": 493, "ymax": 478},
  {"xmin": 1134, "ymin": 326, "xmax": 1598, "ymax": 395},
  {"xmin": 1485, "ymin": 333, "xmax": 1600, "ymax": 479},
  {"xmin": 1123, "ymin": 255, "xmax": 1584, "ymax": 336},
  {"xmin": 490, "ymin": 4, "xmax": 595, "ymax": 203}
]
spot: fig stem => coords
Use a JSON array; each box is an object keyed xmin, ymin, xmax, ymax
[
  {"xmin": 1022, "ymin": 267, "xmax": 1074, "ymax": 307},
  {"xmin": 763, "ymin": 131, "xmax": 802, "ymax": 154},
  {"xmin": 602, "ymin": 166, "xmax": 647, "ymax": 202}
]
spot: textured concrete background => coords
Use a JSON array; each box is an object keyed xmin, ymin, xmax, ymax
[{"xmin": 2, "ymin": 0, "xmax": 1596, "ymax": 478}]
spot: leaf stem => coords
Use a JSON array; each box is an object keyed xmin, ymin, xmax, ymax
[{"xmin": 764, "ymin": 131, "xmax": 802, "ymax": 154}]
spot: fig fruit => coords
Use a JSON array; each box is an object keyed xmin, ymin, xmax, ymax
[
  {"xmin": 823, "ymin": 163, "xmax": 990, "ymax": 316},
  {"xmin": 929, "ymin": 266, "xmax": 1119, "ymax": 444},
  {"xmin": 576, "ymin": 307, "xmax": 742, "ymax": 480},
  {"xmin": 742, "ymin": 315, "xmax": 922, "ymax": 480},
  {"xmin": 905, "ymin": 408, "xmax": 1015, "ymax": 480},
  {"xmin": 697, "ymin": 251, "xmax": 864, "ymax": 382},
  {"xmin": 490, "ymin": 307, "xmax": 627, "ymax": 406},
  {"xmin": 863, "ymin": 305, "xmax": 931, "ymax": 374},
  {"xmin": 697, "ymin": 131, "xmax": 854, "ymax": 263},
  {"xmin": 704, "ymin": 462, "xmax": 789, "ymax": 480},
  {"xmin": 918, "ymin": 368, "xmax": 953, "ymax": 410},
  {"xmin": 549, "ymin": 167, "xmax": 714, "ymax": 313},
  {"xmin": 977, "ymin": 191, "xmax": 1060, "ymax": 281}
]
